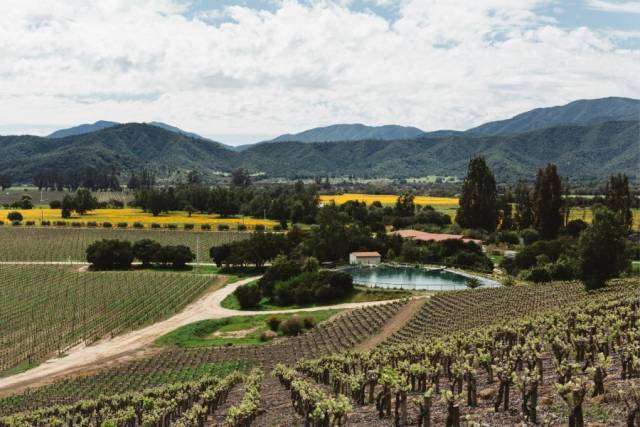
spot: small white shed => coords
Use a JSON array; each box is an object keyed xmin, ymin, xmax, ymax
[{"xmin": 349, "ymin": 251, "xmax": 381, "ymax": 265}]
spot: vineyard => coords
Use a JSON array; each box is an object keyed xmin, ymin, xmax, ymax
[
  {"xmin": 0, "ymin": 302, "xmax": 407, "ymax": 415},
  {"xmin": 0, "ymin": 265, "xmax": 221, "ymax": 374},
  {"xmin": 0, "ymin": 228, "xmax": 248, "ymax": 262}
]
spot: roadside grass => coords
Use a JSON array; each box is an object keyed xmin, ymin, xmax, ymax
[
  {"xmin": 220, "ymin": 284, "xmax": 414, "ymax": 311},
  {"xmin": 155, "ymin": 310, "xmax": 340, "ymax": 348},
  {"xmin": 0, "ymin": 361, "xmax": 38, "ymax": 378}
]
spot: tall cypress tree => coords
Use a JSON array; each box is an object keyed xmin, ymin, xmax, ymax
[
  {"xmin": 513, "ymin": 180, "xmax": 534, "ymax": 230},
  {"xmin": 604, "ymin": 173, "xmax": 633, "ymax": 232},
  {"xmin": 533, "ymin": 164, "xmax": 563, "ymax": 239},
  {"xmin": 455, "ymin": 156, "xmax": 499, "ymax": 232}
]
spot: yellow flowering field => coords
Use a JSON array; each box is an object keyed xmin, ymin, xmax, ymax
[
  {"xmin": 320, "ymin": 193, "xmax": 459, "ymax": 206},
  {"xmin": 5, "ymin": 208, "xmax": 276, "ymax": 228}
]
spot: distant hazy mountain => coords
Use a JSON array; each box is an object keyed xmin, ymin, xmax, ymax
[
  {"xmin": 468, "ymin": 97, "xmax": 639, "ymax": 136},
  {"xmin": 270, "ymin": 124, "xmax": 426, "ymax": 143},
  {"xmin": 48, "ymin": 120, "xmax": 211, "ymax": 142},
  {"xmin": 48, "ymin": 120, "xmax": 118, "ymax": 139}
]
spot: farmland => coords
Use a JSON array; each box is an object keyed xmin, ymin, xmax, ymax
[
  {"xmin": 0, "ymin": 228, "xmax": 248, "ymax": 262},
  {"xmin": 0, "ymin": 265, "xmax": 222, "ymax": 374},
  {"xmin": 320, "ymin": 193, "xmax": 459, "ymax": 207},
  {"xmin": 0, "ymin": 208, "xmax": 276, "ymax": 229}
]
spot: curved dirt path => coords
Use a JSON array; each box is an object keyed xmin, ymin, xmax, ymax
[{"xmin": 0, "ymin": 276, "xmax": 420, "ymax": 395}]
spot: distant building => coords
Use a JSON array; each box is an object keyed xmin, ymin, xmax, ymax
[
  {"xmin": 349, "ymin": 251, "xmax": 381, "ymax": 265},
  {"xmin": 390, "ymin": 229, "xmax": 483, "ymax": 246}
]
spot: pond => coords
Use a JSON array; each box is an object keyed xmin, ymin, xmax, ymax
[{"xmin": 344, "ymin": 265, "xmax": 500, "ymax": 291}]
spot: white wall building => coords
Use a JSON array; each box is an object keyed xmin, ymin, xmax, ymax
[{"xmin": 349, "ymin": 251, "xmax": 381, "ymax": 265}]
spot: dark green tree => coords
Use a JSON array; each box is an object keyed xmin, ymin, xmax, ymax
[
  {"xmin": 74, "ymin": 188, "xmax": 98, "ymax": 215},
  {"xmin": 86, "ymin": 240, "xmax": 134, "ymax": 269},
  {"xmin": 533, "ymin": 164, "xmax": 563, "ymax": 239},
  {"xmin": 394, "ymin": 192, "xmax": 416, "ymax": 217},
  {"xmin": 604, "ymin": 173, "xmax": 633, "ymax": 232},
  {"xmin": 0, "ymin": 173, "xmax": 11, "ymax": 190},
  {"xmin": 133, "ymin": 239, "xmax": 161, "ymax": 267},
  {"xmin": 577, "ymin": 207, "xmax": 630, "ymax": 290},
  {"xmin": 514, "ymin": 180, "xmax": 534, "ymax": 230},
  {"xmin": 455, "ymin": 156, "xmax": 499, "ymax": 231},
  {"xmin": 233, "ymin": 283, "xmax": 262, "ymax": 309}
]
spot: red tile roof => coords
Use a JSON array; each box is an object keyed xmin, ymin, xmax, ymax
[{"xmin": 390, "ymin": 229, "xmax": 483, "ymax": 245}]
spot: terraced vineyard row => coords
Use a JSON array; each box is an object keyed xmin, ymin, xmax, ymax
[
  {"xmin": 270, "ymin": 278, "xmax": 640, "ymax": 426},
  {"xmin": 0, "ymin": 228, "xmax": 248, "ymax": 262},
  {"xmin": 0, "ymin": 301, "xmax": 407, "ymax": 415},
  {"xmin": 0, "ymin": 370, "xmax": 261, "ymax": 427},
  {"xmin": 387, "ymin": 279, "xmax": 640, "ymax": 344},
  {"xmin": 0, "ymin": 266, "xmax": 218, "ymax": 374}
]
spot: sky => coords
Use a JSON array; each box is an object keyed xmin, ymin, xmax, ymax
[{"xmin": 0, "ymin": 0, "xmax": 638, "ymax": 145}]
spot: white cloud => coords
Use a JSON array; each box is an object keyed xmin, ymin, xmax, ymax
[
  {"xmin": 587, "ymin": 0, "xmax": 640, "ymax": 13},
  {"xmin": 0, "ymin": 0, "xmax": 638, "ymax": 143}
]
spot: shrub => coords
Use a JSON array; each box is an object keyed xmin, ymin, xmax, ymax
[
  {"xmin": 133, "ymin": 239, "xmax": 161, "ymax": 267},
  {"xmin": 133, "ymin": 222, "xmax": 144, "ymax": 229},
  {"xmin": 495, "ymin": 230, "xmax": 519, "ymax": 245},
  {"xmin": 117, "ymin": 222, "xmax": 128, "ymax": 228},
  {"xmin": 41, "ymin": 220, "xmax": 51, "ymax": 226},
  {"xmin": 86, "ymin": 239, "xmax": 134, "ymax": 269},
  {"xmin": 465, "ymin": 277, "xmax": 481, "ymax": 289},
  {"xmin": 49, "ymin": 200, "xmax": 62, "ymax": 209},
  {"xmin": 217, "ymin": 224, "xmax": 230, "ymax": 231},
  {"xmin": 25, "ymin": 220, "xmax": 35, "ymax": 226},
  {"xmin": 55, "ymin": 221, "xmax": 67, "ymax": 227},
  {"xmin": 259, "ymin": 330, "xmax": 278, "ymax": 342},
  {"xmin": 564, "ymin": 219, "xmax": 588, "ymax": 238},
  {"xmin": 0, "ymin": 220, "xmax": 4, "ymax": 226},
  {"xmin": 266, "ymin": 316, "xmax": 281, "ymax": 331},
  {"xmin": 233, "ymin": 284, "xmax": 262, "ymax": 309},
  {"xmin": 103, "ymin": 222, "xmax": 112, "ymax": 228},
  {"xmin": 61, "ymin": 209, "xmax": 71, "ymax": 219},
  {"xmin": 521, "ymin": 229, "xmax": 539, "ymax": 245},
  {"xmin": 7, "ymin": 211, "xmax": 22, "ymax": 222},
  {"xmin": 302, "ymin": 316, "xmax": 316, "ymax": 329},
  {"xmin": 184, "ymin": 223, "xmax": 194, "ymax": 230},
  {"xmin": 166, "ymin": 224, "xmax": 177, "ymax": 230},
  {"xmin": 272, "ymin": 224, "xmax": 282, "ymax": 232},
  {"xmin": 522, "ymin": 266, "xmax": 551, "ymax": 283},
  {"xmin": 71, "ymin": 222, "xmax": 83, "ymax": 227},
  {"xmin": 254, "ymin": 224, "xmax": 265, "ymax": 232},
  {"xmin": 280, "ymin": 316, "xmax": 304, "ymax": 336},
  {"xmin": 201, "ymin": 224, "xmax": 211, "ymax": 230},
  {"xmin": 87, "ymin": 221, "xmax": 97, "ymax": 227},
  {"xmin": 11, "ymin": 220, "xmax": 21, "ymax": 226},
  {"xmin": 237, "ymin": 224, "xmax": 247, "ymax": 231},
  {"xmin": 151, "ymin": 223, "xmax": 161, "ymax": 229},
  {"xmin": 153, "ymin": 245, "xmax": 194, "ymax": 268},
  {"xmin": 501, "ymin": 275, "xmax": 516, "ymax": 287}
]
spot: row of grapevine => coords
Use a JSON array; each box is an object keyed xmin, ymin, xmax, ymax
[
  {"xmin": 0, "ymin": 228, "xmax": 248, "ymax": 262},
  {"xmin": 0, "ymin": 266, "xmax": 215, "ymax": 373},
  {"xmin": 279, "ymin": 283, "xmax": 640, "ymax": 425}
]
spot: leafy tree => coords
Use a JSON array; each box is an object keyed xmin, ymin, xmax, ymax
[
  {"xmin": 133, "ymin": 239, "xmax": 162, "ymax": 267},
  {"xmin": 74, "ymin": 188, "xmax": 98, "ymax": 214},
  {"xmin": 210, "ymin": 244, "xmax": 232, "ymax": 268},
  {"xmin": 498, "ymin": 191, "xmax": 514, "ymax": 231},
  {"xmin": 577, "ymin": 207, "xmax": 630, "ymax": 290},
  {"xmin": 455, "ymin": 156, "xmax": 499, "ymax": 232},
  {"xmin": 49, "ymin": 200, "xmax": 62, "ymax": 209},
  {"xmin": 233, "ymin": 284, "xmax": 262, "ymax": 309},
  {"xmin": 86, "ymin": 240, "xmax": 134, "ymax": 269},
  {"xmin": 154, "ymin": 245, "xmax": 194, "ymax": 268},
  {"xmin": 394, "ymin": 192, "xmax": 416, "ymax": 217},
  {"xmin": 533, "ymin": 164, "xmax": 563, "ymax": 239},
  {"xmin": 604, "ymin": 173, "xmax": 633, "ymax": 232},
  {"xmin": 514, "ymin": 180, "xmax": 535, "ymax": 230},
  {"xmin": 0, "ymin": 173, "xmax": 11, "ymax": 190},
  {"xmin": 7, "ymin": 211, "xmax": 22, "ymax": 222},
  {"xmin": 231, "ymin": 168, "xmax": 251, "ymax": 187}
]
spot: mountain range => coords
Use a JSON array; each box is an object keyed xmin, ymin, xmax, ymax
[{"xmin": 0, "ymin": 97, "xmax": 637, "ymax": 183}]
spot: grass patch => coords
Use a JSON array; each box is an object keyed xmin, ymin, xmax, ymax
[
  {"xmin": 155, "ymin": 310, "xmax": 340, "ymax": 348},
  {"xmin": 221, "ymin": 284, "xmax": 413, "ymax": 311},
  {"xmin": 0, "ymin": 361, "xmax": 38, "ymax": 378}
]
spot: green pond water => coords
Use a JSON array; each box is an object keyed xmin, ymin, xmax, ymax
[{"xmin": 345, "ymin": 265, "xmax": 499, "ymax": 291}]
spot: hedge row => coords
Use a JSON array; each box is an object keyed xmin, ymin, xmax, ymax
[{"xmin": 0, "ymin": 221, "xmax": 281, "ymax": 231}]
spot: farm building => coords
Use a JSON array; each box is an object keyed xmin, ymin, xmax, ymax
[
  {"xmin": 349, "ymin": 251, "xmax": 381, "ymax": 265},
  {"xmin": 390, "ymin": 229, "xmax": 483, "ymax": 246}
]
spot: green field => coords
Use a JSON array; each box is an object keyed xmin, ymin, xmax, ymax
[
  {"xmin": 0, "ymin": 227, "xmax": 248, "ymax": 262},
  {"xmin": 155, "ymin": 310, "xmax": 340, "ymax": 348},
  {"xmin": 0, "ymin": 265, "xmax": 223, "ymax": 374}
]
